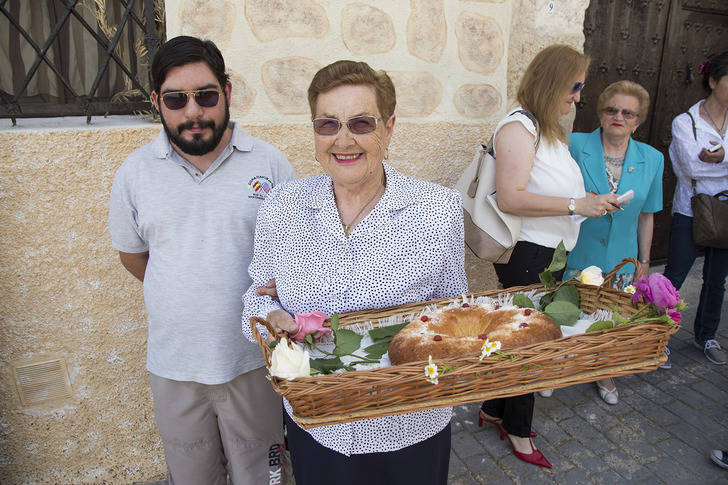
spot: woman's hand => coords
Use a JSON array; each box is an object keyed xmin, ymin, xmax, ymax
[
  {"xmin": 635, "ymin": 261, "xmax": 650, "ymax": 281},
  {"xmin": 266, "ymin": 309, "xmax": 299, "ymax": 344},
  {"xmin": 699, "ymin": 144, "xmax": 725, "ymax": 163},
  {"xmin": 576, "ymin": 192, "xmax": 622, "ymax": 218},
  {"xmin": 256, "ymin": 278, "xmax": 279, "ymax": 300}
]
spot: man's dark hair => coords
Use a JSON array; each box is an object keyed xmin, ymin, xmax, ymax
[
  {"xmin": 151, "ymin": 36, "xmax": 230, "ymax": 93},
  {"xmin": 702, "ymin": 51, "xmax": 728, "ymax": 93}
]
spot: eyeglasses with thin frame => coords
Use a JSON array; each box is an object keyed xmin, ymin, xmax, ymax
[
  {"xmin": 312, "ymin": 115, "xmax": 383, "ymax": 136},
  {"xmin": 571, "ymin": 81, "xmax": 586, "ymax": 94},
  {"xmin": 602, "ymin": 107, "xmax": 638, "ymax": 120},
  {"xmin": 160, "ymin": 89, "xmax": 221, "ymax": 110}
]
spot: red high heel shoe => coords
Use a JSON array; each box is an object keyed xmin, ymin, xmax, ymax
[
  {"xmin": 478, "ymin": 409, "xmax": 502, "ymax": 427},
  {"xmin": 502, "ymin": 432, "xmax": 552, "ymax": 468},
  {"xmin": 478, "ymin": 410, "xmax": 537, "ymax": 437}
]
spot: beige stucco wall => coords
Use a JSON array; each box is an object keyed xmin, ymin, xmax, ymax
[{"xmin": 0, "ymin": 1, "xmax": 587, "ymax": 483}]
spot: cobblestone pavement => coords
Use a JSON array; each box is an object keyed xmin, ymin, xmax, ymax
[{"xmin": 448, "ymin": 259, "xmax": 728, "ymax": 485}]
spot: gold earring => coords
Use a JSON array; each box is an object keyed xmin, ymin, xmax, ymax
[{"xmin": 384, "ymin": 148, "xmax": 389, "ymax": 160}]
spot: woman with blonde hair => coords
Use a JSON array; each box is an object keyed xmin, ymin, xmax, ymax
[
  {"xmin": 478, "ymin": 44, "xmax": 621, "ymax": 468},
  {"xmin": 565, "ymin": 80, "xmax": 664, "ymax": 404}
]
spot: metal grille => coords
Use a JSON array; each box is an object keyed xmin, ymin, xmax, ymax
[
  {"xmin": 13, "ymin": 358, "xmax": 72, "ymax": 406},
  {"xmin": 0, "ymin": 0, "xmax": 165, "ymax": 125}
]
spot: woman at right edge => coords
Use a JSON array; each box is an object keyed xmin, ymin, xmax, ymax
[
  {"xmin": 664, "ymin": 51, "xmax": 728, "ymax": 366},
  {"xmin": 478, "ymin": 44, "xmax": 621, "ymax": 468}
]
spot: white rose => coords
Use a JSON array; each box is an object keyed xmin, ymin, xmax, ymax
[
  {"xmin": 270, "ymin": 338, "xmax": 311, "ymax": 380},
  {"xmin": 579, "ymin": 265, "xmax": 604, "ymax": 286}
]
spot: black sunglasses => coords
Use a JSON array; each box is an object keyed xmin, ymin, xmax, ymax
[
  {"xmin": 161, "ymin": 89, "xmax": 220, "ymax": 110},
  {"xmin": 312, "ymin": 115, "xmax": 383, "ymax": 136},
  {"xmin": 602, "ymin": 107, "xmax": 637, "ymax": 120},
  {"xmin": 570, "ymin": 81, "xmax": 586, "ymax": 94}
]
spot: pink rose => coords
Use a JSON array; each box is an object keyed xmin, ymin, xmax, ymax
[
  {"xmin": 632, "ymin": 276, "xmax": 652, "ymax": 304},
  {"xmin": 668, "ymin": 310, "xmax": 682, "ymax": 324},
  {"xmin": 292, "ymin": 311, "xmax": 331, "ymax": 342},
  {"xmin": 633, "ymin": 274, "xmax": 680, "ymax": 312}
]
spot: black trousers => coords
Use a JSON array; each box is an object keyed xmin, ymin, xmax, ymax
[
  {"xmin": 285, "ymin": 412, "xmax": 451, "ymax": 485},
  {"xmin": 486, "ymin": 240, "xmax": 563, "ymax": 437}
]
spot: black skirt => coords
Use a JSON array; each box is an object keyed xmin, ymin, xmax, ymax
[{"xmin": 284, "ymin": 412, "xmax": 451, "ymax": 485}]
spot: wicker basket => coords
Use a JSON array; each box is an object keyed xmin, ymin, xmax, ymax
[{"xmin": 250, "ymin": 258, "xmax": 677, "ymax": 429}]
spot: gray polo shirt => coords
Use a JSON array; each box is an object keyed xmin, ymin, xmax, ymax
[{"xmin": 108, "ymin": 123, "xmax": 296, "ymax": 384}]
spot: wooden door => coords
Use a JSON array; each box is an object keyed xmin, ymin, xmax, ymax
[{"xmin": 575, "ymin": 0, "xmax": 728, "ymax": 261}]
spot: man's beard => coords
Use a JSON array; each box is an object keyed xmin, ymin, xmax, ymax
[{"xmin": 161, "ymin": 98, "xmax": 230, "ymax": 156}]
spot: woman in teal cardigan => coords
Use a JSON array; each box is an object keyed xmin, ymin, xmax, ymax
[{"xmin": 565, "ymin": 80, "xmax": 664, "ymax": 404}]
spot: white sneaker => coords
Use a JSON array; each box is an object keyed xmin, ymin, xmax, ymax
[
  {"xmin": 658, "ymin": 347, "xmax": 671, "ymax": 369},
  {"xmin": 538, "ymin": 389, "xmax": 553, "ymax": 397}
]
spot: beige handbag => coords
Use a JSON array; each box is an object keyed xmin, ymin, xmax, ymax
[{"xmin": 454, "ymin": 110, "xmax": 539, "ymax": 263}]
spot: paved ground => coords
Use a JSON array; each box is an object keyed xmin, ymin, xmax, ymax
[{"xmin": 448, "ymin": 258, "xmax": 728, "ymax": 484}]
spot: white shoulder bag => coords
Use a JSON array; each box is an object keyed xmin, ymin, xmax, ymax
[{"xmin": 454, "ymin": 110, "xmax": 540, "ymax": 263}]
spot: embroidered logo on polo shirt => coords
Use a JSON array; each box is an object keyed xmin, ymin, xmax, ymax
[{"xmin": 247, "ymin": 176, "xmax": 273, "ymax": 199}]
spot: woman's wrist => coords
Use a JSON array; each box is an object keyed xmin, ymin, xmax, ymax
[
  {"xmin": 572, "ymin": 197, "xmax": 584, "ymax": 216},
  {"xmin": 638, "ymin": 258, "xmax": 650, "ymax": 264}
]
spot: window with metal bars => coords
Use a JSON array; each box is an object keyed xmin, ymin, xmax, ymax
[{"xmin": 0, "ymin": 0, "xmax": 165, "ymax": 125}]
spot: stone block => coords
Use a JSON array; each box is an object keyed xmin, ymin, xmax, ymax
[
  {"xmin": 448, "ymin": 450, "xmax": 468, "ymax": 477},
  {"xmin": 342, "ymin": 4, "xmax": 395, "ymax": 55},
  {"xmin": 645, "ymin": 457, "xmax": 697, "ymax": 483},
  {"xmin": 558, "ymin": 416, "xmax": 617, "ymax": 454},
  {"xmin": 261, "ymin": 57, "xmax": 320, "ymax": 114},
  {"xmin": 178, "ymin": 0, "xmax": 236, "ymax": 51},
  {"xmin": 228, "ymin": 71, "xmax": 255, "ymax": 118},
  {"xmin": 245, "ymin": 0, "xmax": 328, "ymax": 42},
  {"xmin": 557, "ymin": 440, "xmax": 609, "ymax": 473},
  {"xmin": 462, "ymin": 454, "xmax": 511, "ymax": 484},
  {"xmin": 454, "ymin": 84, "xmax": 501, "ymax": 118},
  {"xmin": 451, "ymin": 430, "xmax": 486, "ymax": 459},
  {"xmin": 388, "ymin": 71, "xmax": 442, "ymax": 117},
  {"xmin": 559, "ymin": 466, "xmax": 590, "ymax": 485},
  {"xmin": 455, "ymin": 12, "xmax": 504, "ymax": 74},
  {"xmin": 407, "ymin": 0, "xmax": 446, "ymax": 63},
  {"xmin": 655, "ymin": 437, "xmax": 717, "ymax": 482}
]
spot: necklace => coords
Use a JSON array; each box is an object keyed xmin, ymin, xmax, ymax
[
  {"xmin": 701, "ymin": 102, "xmax": 728, "ymax": 135},
  {"xmin": 341, "ymin": 173, "xmax": 386, "ymax": 237},
  {"xmin": 605, "ymin": 154, "xmax": 625, "ymax": 167}
]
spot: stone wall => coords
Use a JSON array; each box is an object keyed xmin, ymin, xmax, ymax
[{"xmin": 0, "ymin": 1, "xmax": 587, "ymax": 482}]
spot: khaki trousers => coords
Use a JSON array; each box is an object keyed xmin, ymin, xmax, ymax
[{"xmin": 149, "ymin": 367, "xmax": 291, "ymax": 485}]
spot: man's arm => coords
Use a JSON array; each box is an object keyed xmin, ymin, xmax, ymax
[{"xmin": 119, "ymin": 251, "xmax": 149, "ymax": 282}]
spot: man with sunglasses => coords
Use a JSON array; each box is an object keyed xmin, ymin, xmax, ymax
[{"xmin": 108, "ymin": 36, "xmax": 295, "ymax": 484}]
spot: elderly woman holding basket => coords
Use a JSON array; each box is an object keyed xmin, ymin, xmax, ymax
[
  {"xmin": 242, "ymin": 60, "xmax": 466, "ymax": 485},
  {"xmin": 478, "ymin": 44, "xmax": 622, "ymax": 468}
]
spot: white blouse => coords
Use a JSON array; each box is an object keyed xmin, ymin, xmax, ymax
[
  {"xmin": 241, "ymin": 162, "xmax": 468, "ymax": 456},
  {"xmin": 493, "ymin": 108, "xmax": 586, "ymax": 251},
  {"xmin": 669, "ymin": 100, "xmax": 728, "ymax": 216}
]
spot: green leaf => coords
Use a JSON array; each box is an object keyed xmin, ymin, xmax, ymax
[
  {"xmin": 513, "ymin": 293, "xmax": 535, "ymax": 308},
  {"xmin": 368, "ymin": 322, "xmax": 409, "ymax": 341},
  {"xmin": 268, "ymin": 341, "xmax": 279, "ymax": 349},
  {"xmin": 538, "ymin": 292, "xmax": 555, "ymax": 312},
  {"xmin": 333, "ymin": 328, "xmax": 363, "ymax": 356},
  {"xmin": 363, "ymin": 341, "xmax": 390, "ymax": 359},
  {"xmin": 539, "ymin": 270, "xmax": 555, "ymax": 290},
  {"xmin": 544, "ymin": 300, "xmax": 581, "ymax": 326},
  {"xmin": 304, "ymin": 334, "xmax": 314, "ymax": 345},
  {"xmin": 586, "ymin": 320, "xmax": 614, "ymax": 332},
  {"xmin": 545, "ymin": 241, "xmax": 567, "ymax": 273},
  {"xmin": 330, "ymin": 313, "xmax": 340, "ymax": 332},
  {"xmin": 613, "ymin": 308, "xmax": 628, "ymax": 325},
  {"xmin": 309, "ymin": 356, "xmax": 344, "ymax": 374},
  {"xmin": 553, "ymin": 284, "xmax": 580, "ymax": 307}
]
